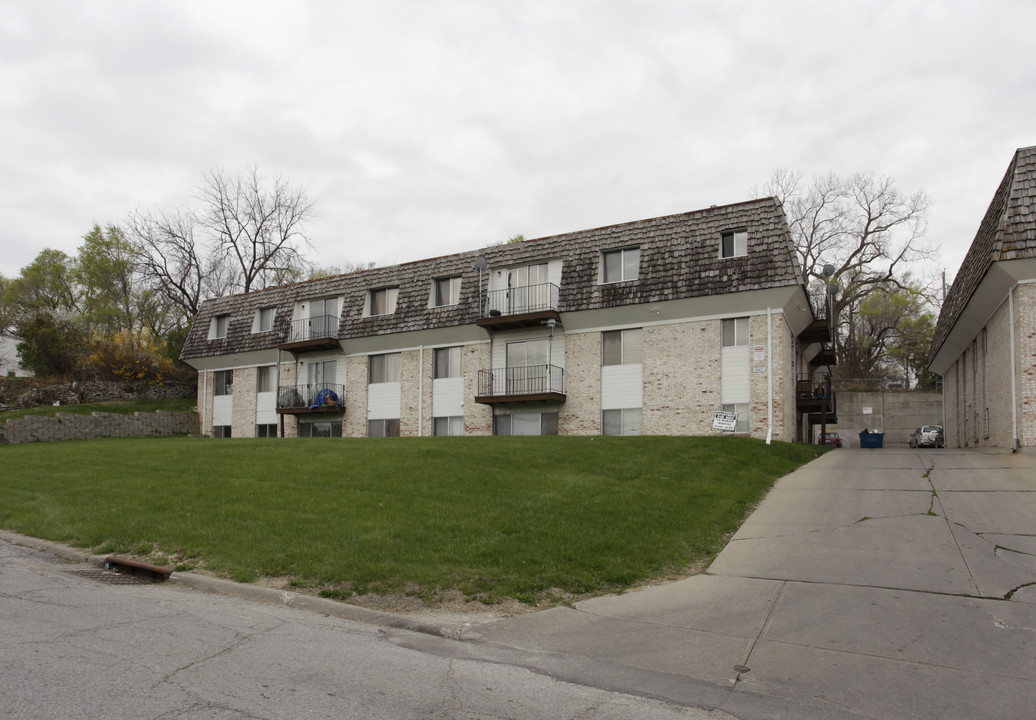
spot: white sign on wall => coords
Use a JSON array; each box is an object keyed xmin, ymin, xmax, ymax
[
  {"xmin": 863, "ymin": 407, "xmax": 873, "ymax": 415},
  {"xmin": 713, "ymin": 411, "xmax": 738, "ymax": 432}
]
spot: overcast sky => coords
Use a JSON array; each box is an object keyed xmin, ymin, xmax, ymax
[{"xmin": 2, "ymin": 0, "xmax": 1034, "ymax": 289}]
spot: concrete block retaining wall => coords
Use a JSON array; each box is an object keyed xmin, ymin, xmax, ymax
[{"xmin": 0, "ymin": 410, "xmax": 199, "ymax": 444}]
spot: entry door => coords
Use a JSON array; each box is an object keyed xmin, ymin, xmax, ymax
[
  {"xmin": 506, "ymin": 339, "xmax": 549, "ymax": 393},
  {"xmin": 507, "ymin": 263, "xmax": 548, "ymax": 313},
  {"xmin": 307, "ymin": 360, "xmax": 336, "ymax": 388},
  {"xmin": 309, "ymin": 298, "xmax": 338, "ymax": 338}
]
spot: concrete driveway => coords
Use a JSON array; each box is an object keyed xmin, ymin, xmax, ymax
[{"xmin": 461, "ymin": 448, "xmax": 1036, "ymax": 720}]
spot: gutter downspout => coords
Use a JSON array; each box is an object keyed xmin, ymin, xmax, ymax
[
  {"xmin": 1009, "ymin": 287, "xmax": 1019, "ymax": 452},
  {"xmin": 766, "ymin": 307, "xmax": 773, "ymax": 445},
  {"xmin": 201, "ymin": 370, "xmax": 208, "ymax": 436}
]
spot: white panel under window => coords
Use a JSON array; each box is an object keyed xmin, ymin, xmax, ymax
[
  {"xmin": 256, "ymin": 366, "xmax": 277, "ymax": 424},
  {"xmin": 601, "ymin": 365, "xmax": 643, "ymax": 410},
  {"xmin": 721, "ymin": 345, "xmax": 750, "ymax": 404},
  {"xmin": 212, "ymin": 395, "xmax": 233, "ymax": 426},
  {"xmin": 432, "ymin": 377, "xmax": 464, "ymax": 417},
  {"xmin": 368, "ymin": 383, "xmax": 401, "ymax": 420}
]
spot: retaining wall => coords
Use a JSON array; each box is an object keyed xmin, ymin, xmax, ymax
[
  {"xmin": 828, "ymin": 391, "xmax": 943, "ymax": 448},
  {"xmin": 0, "ymin": 410, "xmax": 199, "ymax": 445}
]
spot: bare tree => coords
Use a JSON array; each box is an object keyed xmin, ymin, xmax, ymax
[
  {"xmin": 760, "ymin": 170, "xmax": 933, "ymax": 324},
  {"xmin": 196, "ymin": 166, "xmax": 314, "ymax": 293},
  {"xmin": 126, "ymin": 208, "xmax": 208, "ymax": 324}
]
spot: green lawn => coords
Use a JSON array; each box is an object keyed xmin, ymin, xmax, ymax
[{"xmin": 0, "ymin": 435, "xmax": 824, "ymax": 605}]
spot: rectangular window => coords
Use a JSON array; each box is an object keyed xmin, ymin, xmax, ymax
[
  {"xmin": 211, "ymin": 314, "xmax": 229, "ymax": 339},
  {"xmin": 722, "ymin": 317, "xmax": 750, "ymax": 347},
  {"xmin": 432, "ymin": 277, "xmax": 461, "ymax": 307},
  {"xmin": 255, "ymin": 307, "xmax": 276, "ymax": 332},
  {"xmin": 368, "ymin": 418, "xmax": 401, "ymax": 437},
  {"xmin": 721, "ymin": 229, "xmax": 748, "ymax": 258},
  {"xmin": 369, "ymin": 287, "xmax": 399, "ymax": 316},
  {"xmin": 255, "ymin": 423, "xmax": 277, "ymax": 438},
  {"xmin": 299, "ymin": 420, "xmax": 342, "ymax": 438},
  {"xmin": 212, "ymin": 425, "xmax": 232, "ymax": 438},
  {"xmin": 602, "ymin": 247, "xmax": 640, "ymax": 283},
  {"xmin": 721, "ymin": 403, "xmax": 749, "ymax": 433},
  {"xmin": 602, "ymin": 408, "xmax": 643, "ymax": 436},
  {"xmin": 602, "ymin": 328, "xmax": 644, "ymax": 366},
  {"xmin": 214, "ymin": 369, "xmax": 233, "ymax": 396},
  {"xmin": 494, "ymin": 412, "xmax": 559, "ymax": 436},
  {"xmin": 433, "ymin": 416, "xmax": 464, "ymax": 436},
  {"xmin": 434, "ymin": 346, "xmax": 462, "ymax": 379},
  {"xmin": 256, "ymin": 366, "xmax": 276, "ymax": 393},
  {"xmin": 369, "ymin": 353, "xmax": 401, "ymax": 384}
]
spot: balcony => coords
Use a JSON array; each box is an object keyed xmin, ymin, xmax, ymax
[
  {"xmin": 278, "ymin": 315, "xmax": 341, "ymax": 353},
  {"xmin": 477, "ymin": 283, "xmax": 561, "ymax": 330},
  {"xmin": 276, "ymin": 383, "xmax": 346, "ymax": 415},
  {"xmin": 796, "ymin": 375, "xmax": 838, "ymax": 424},
  {"xmin": 475, "ymin": 364, "xmax": 566, "ymax": 404}
]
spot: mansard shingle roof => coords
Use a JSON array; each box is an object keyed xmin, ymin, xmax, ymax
[
  {"xmin": 182, "ymin": 197, "xmax": 803, "ymax": 360},
  {"xmin": 929, "ymin": 146, "xmax": 1036, "ymax": 364}
]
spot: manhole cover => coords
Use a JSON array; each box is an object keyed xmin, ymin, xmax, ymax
[{"xmin": 68, "ymin": 568, "xmax": 153, "ymax": 586}]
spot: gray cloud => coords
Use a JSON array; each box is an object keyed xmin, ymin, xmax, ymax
[{"xmin": 2, "ymin": 0, "xmax": 1035, "ymax": 290}]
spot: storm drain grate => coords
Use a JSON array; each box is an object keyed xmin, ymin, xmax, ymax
[{"xmin": 68, "ymin": 568, "xmax": 153, "ymax": 586}]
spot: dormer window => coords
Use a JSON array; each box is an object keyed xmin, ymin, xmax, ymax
[
  {"xmin": 431, "ymin": 277, "xmax": 461, "ymax": 307},
  {"xmin": 253, "ymin": 307, "xmax": 276, "ymax": 333},
  {"xmin": 368, "ymin": 287, "xmax": 399, "ymax": 316},
  {"xmin": 721, "ymin": 229, "xmax": 748, "ymax": 258},
  {"xmin": 601, "ymin": 247, "xmax": 640, "ymax": 283},
  {"xmin": 209, "ymin": 314, "xmax": 229, "ymax": 340}
]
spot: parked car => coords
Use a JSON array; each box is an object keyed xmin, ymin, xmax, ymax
[
  {"xmin": 818, "ymin": 431, "xmax": 842, "ymax": 448},
  {"xmin": 909, "ymin": 425, "xmax": 944, "ymax": 448}
]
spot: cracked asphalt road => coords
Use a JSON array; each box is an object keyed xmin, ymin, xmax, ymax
[{"xmin": 0, "ymin": 539, "xmax": 725, "ymax": 720}]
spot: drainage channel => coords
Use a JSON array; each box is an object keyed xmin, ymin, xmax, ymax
[{"xmin": 68, "ymin": 556, "xmax": 173, "ymax": 586}]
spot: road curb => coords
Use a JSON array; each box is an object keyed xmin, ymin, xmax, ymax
[{"xmin": 0, "ymin": 529, "xmax": 462, "ymax": 639}]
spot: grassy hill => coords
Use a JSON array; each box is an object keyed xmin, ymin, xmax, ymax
[{"xmin": 0, "ymin": 435, "xmax": 823, "ymax": 607}]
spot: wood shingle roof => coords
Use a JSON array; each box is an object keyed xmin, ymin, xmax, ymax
[
  {"xmin": 929, "ymin": 146, "xmax": 1036, "ymax": 364},
  {"xmin": 182, "ymin": 197, "xmax": 803, "ymax": 361}
]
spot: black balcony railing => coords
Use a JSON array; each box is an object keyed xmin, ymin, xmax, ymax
[
  {"xmin": 476, "ymin": 364, "xmax": 565, "ymax": 399},
  {"xmin": 276, "ymin": 383, "xmax": 346, "ymax": 411},
  {"xmin": 287, "ymin": 315, "xmax": 339, "ymax": 343},
  {"xmin": 482, "ymin": 283, "xmax": 560, "ymax": 318}
]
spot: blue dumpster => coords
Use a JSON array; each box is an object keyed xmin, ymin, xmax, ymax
[{"xmin": 859, "ymin": 432, "xmax": 885, "ymax": 449}]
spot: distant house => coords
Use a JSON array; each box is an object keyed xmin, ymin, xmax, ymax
[
  {"xmin": 0, "ymin": 334, "xmax": 32, "ymax": 377},
  {"xmin": 181, "ymin": 198, "xmax": 836, "ymax": 440},
  {"xmin": 929, "ymin": 145, "xmax": 1036, "ymax": 449}
]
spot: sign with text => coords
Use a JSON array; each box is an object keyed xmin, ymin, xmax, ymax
[{"xmin": 713, "ymin": 411, "xmax": 739, "ymax": 432}]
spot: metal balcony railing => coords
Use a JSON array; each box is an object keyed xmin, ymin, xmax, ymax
[
  {"xmin": 276, "ymin": 383, "xmax": 346, "ymax": 411},
  {"xmin": 482, "ymin": 283, "xmax": 560, "ymax": 318},
  {"xmin": 476, "ymin": 364, "xmax": 565, "ymax": 398},
  {"xmin": 286, "ymin": 315, "xmax": 339, "ymax": 343}
]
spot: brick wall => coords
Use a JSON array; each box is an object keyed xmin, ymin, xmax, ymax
[
  {"xmin": 345, "ymin": 355, "xmax": 369, "ymax": 437},
  {"xmin": 231, "ymin": 367, "xmax": 257, "ymax": 437},
  {"xmin": 1, "ymin": 410, "xmax": 198, "ymax": 444},
  {"xmin": 464, "ymin": 343, "xmax": 493, "ymax": 435},
  {"xmin": 643, "ymin": 321, "xmax": 720, "ymax": 435},
  {"xmin": 559, "ymin": 332, "xmax": 602, "ymax": 435},
  {"xmin": 1017, "ymin": 283, "xmax": 1036, "ymax": 447},
  {"xmin": 400, "ymin": 348, "xmax": 422, "ymax": 437}
]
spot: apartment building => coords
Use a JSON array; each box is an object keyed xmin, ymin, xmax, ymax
[
  {"xmin": 929, "ymin": 145, "xmax": 1036, "ymax": 449},
  {"xmin": 181, "ymin": 197, "xmax": 835, "ymax": 440}
]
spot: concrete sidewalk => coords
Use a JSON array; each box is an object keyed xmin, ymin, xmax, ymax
[{"xmin": 460, "ymin": 448, "xmax": 1036, "ymax": 720}]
